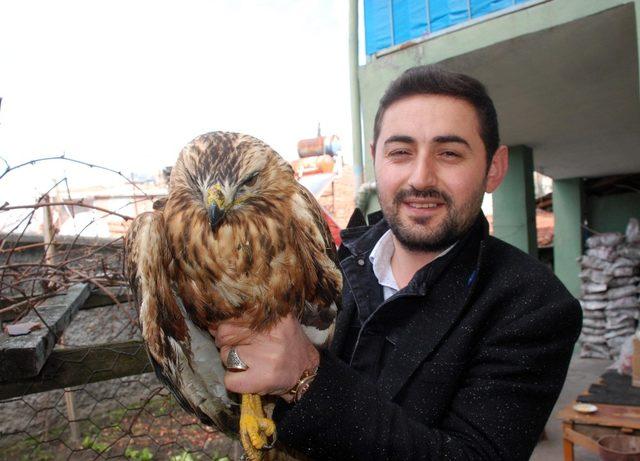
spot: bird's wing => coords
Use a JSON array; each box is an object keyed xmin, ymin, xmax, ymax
[
  {"xmin": 125, "ymin": 211, "xmax": 238, "ymax": 433},
  {"xmin": 297, "ymin": 183, "xmax": 341, "ymax": 270},
  {"xmin": 294, "ymin": 184, "xmax": 343, "ymax": 348}
]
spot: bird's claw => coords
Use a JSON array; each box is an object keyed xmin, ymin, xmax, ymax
[{"xmin": 240, "ymin": 393, "xmax": 276, "ymax": 461}]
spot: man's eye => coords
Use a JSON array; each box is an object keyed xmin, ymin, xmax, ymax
[
  {"xmin": 441, "ymin": 151, "xmax": 460, "ymax": 158},
  {"xmin": 389, "ymin": 149, "xmax": 410, "ymax": 157}
]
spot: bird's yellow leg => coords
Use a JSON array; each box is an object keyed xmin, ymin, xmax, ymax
[{"xmin": 239, "ymin": 393, "xmax": 276, "ymax": 461}]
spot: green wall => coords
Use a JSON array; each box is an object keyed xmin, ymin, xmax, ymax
[
  {"xmin": 553, "ymin": 179, "xmax": 584, "ymax": 297},
  {"xmin": 492, "ymin": 145, "xmax": 538, "ymax": 256},
  {"xmin": 587, "ymin": 192, "xmax": 640, "ymax": 233}
]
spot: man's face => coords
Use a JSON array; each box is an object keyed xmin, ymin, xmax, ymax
[{"xmin": 373, "ymin": 94, "xmax": 500, "ymax": 253}]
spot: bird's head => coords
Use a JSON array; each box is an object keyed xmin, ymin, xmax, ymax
[
  {"xmin": 168, "ymin": 132, "xmax": 296, "ymax": 234},
  {"xmin": 205, "ymin": 171, "xmax": 259, "ymax": 230}
]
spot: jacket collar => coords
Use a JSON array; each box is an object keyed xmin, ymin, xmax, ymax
[
  {"xmin": 336, "ymin": 211, "xmax": 489, "ymax": 399},
  {"xmin": 338, "ymin": 210, "xmax": 388, "ymax": 259},
  {"xmin": 331, "ymin": 212, "xmax": 390, "ymax": 355}
]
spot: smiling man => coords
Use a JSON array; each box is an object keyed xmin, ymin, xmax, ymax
[
  {"xmin": 214, "ymin": 65, "xmax": 582, "ymax": 460},
  {"xmin": 373, "ymin": 90, "xmax": 507, "ymax": 289}
]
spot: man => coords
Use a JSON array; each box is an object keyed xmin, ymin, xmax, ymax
[{"xmin": 214, "ymin": 65, "xmax": 582, "ymax": 460}]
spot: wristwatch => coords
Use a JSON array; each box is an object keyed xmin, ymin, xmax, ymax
[{"xmin": 288, "ymin": 366, "xmax": 319, "ymax": 403}]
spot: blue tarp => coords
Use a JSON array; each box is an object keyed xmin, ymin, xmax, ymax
[
  {"xmin": 471, "ymin": 0, "xmax": 514, "ymax": 19},
  {"xmin": 392, "ymin": 0, "xmax": 428, "ymax": 45},
  {"xmin": 429, "ymin": 0, "xmax": 469, "ymax": 33},
  {"xmin": 364, "ymin": 0, "xmax": 532, "ymax": 55},
  {"xmin": 364, "ymin": 0, "xmax": 393, "ymax": 56}
]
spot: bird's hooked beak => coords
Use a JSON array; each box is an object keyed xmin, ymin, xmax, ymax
[
  {"xmin": 207, "ymin": 185, "xmax": 227, "ymax": 230},
  {"xmin": 208, "ymin": 203, "xmax": 224, "ymax": 229}
]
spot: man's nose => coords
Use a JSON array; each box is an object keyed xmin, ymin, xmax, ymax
[{"xmin": 408, "ymin": 155, "xmax": 437, "ymax": 190}]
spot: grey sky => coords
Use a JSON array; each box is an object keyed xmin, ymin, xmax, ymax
[{"xmin": 0, "ymin": 0, "xmax": 354, "ymax": 201}]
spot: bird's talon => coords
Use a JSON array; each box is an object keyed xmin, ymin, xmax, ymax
[
  {"xmin": 239, "ymin": 393, "xmax": 276, "ymax": 460},
  {"xmin": 241, "ymin": 413, "xmax": 275, "ymax": 449},
  {"xmin": 262, "ymin": 432, "xmax": 277, "ymax": 450},
  {"xmin": 259, "ymin": 418, "xmax": 276, "ymax": 439}
]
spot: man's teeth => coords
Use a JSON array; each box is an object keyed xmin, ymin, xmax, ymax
[{"xmin": 409, "ymin": 203, "xmax": 439, "ymax": 209}]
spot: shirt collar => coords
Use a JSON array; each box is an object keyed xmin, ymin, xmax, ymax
[
  {"xmin": 369, "ymin": 230, "xmax": 398, "ymax": 292},
  {"xmin": 369, "ymin": 230, "xmax": 457, "ymax": 292}
]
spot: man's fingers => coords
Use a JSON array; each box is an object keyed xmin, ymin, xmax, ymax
[
  {"xmin": 219, "ymin": 345, "xmax": 230, "ymax": 367},
  {"xmin": 207, "ymin": 322, "xmax": 219, "ymax": 338},
  {"xmin": 215, "ymin": 322, "xmax": 254, "ymax": 348},
  {"xmin": 224, "ymin": 369, "xmax": 265, "ymax": 395}
]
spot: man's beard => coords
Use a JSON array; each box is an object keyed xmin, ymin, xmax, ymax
[{"xmin": 381, "ymin": 186, "xmax": 483, "ymax": 253}]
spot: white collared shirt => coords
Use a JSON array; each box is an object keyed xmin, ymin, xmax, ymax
[{"xmin": 369, "ymin": 230, "xmax": 456, "ymax": 300}]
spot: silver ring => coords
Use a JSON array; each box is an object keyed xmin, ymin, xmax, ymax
[{"xmin": 226, "ymin": 346, "xmax": 249, "ymax": 371}]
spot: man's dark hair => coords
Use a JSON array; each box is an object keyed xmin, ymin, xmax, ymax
[{"xmin": 373, "ymin": 65, "xmax": 500, "ymax": 162}]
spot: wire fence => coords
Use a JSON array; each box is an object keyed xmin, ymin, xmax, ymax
[
  {"xmin": 0, "ymin": 348, "xmax": 238, "ymax": 461},
  {"xmin": 0, "ymin": 157, "xmax": 239, "ymax": 460}
]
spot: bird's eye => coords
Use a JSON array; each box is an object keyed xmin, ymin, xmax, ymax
[{"xmin": 244, "ymin": 172, "xmax": 259, "ymax": 187}]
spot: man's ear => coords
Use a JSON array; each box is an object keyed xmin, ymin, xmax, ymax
[
  {"xmin": 485, "ymin": 145, "xmax": 508, "ymax": 193},
  {"xmin": 370, "ymin": 142, "xmax": 375, "ymax": 162}
]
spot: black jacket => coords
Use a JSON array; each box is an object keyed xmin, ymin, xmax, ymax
[{"xmin": 274, "ymin": 212, "xmax": 582, "ymax": 460}]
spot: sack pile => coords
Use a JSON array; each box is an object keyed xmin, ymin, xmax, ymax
[{"xmin": 579, "ymin": 218, "xmax": 640, "ymax": 359}]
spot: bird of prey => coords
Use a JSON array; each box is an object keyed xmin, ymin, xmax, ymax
[{"xmin": 125, "ymin": 132, "xmax": 342, "ymax": 460}]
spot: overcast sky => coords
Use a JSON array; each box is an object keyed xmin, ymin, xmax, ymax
[{"xmin": 0, "ymin": 0, "xmax": 356, "ymax": 201}]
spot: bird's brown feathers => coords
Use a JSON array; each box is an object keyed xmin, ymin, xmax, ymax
[
  {"xmin": 160, "ymin": 132, "xmax": 341, "ymax": 331},
  {"xmin": 124, "ymin": 131, "xmax": 342, "ymax": 433}
]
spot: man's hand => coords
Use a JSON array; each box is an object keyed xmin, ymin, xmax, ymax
[{"xmin": 211, "ymin": 314, "xmax": 320, "ymax": 402}]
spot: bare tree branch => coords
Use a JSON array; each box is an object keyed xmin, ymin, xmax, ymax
[
  {"xmin": 0, "ymin": 154, "xmax": 150, "ymax": 198},
  {"xmin": 1, "ymin": 200, "xmax": 133, "ymax": 221},
  {"xmin": 0, "ymin": 154, "xmax": 161, "ymax": 331}
]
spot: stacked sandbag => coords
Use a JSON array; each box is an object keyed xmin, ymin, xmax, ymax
[
  {"xmin": 579, "ymin": 218, "xmax": 640, "ymax": 359},
  {"xmin": 579, "ymin": 233, "xmax": 622, "ymax": 359}
]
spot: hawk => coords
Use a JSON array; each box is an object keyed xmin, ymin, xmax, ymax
[{"xmin": 125, "ymin": 132, "xmax": 342, "ymax": 460}]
